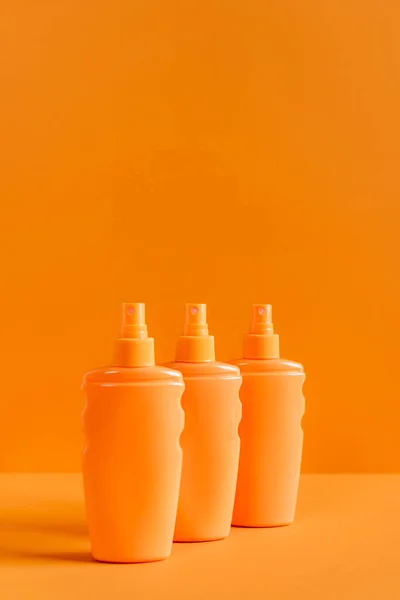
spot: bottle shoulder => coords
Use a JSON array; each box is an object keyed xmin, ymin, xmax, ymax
[
  {"xmin": 164, "ymin": 360, "xmax": 241, "ymax": 378},
  {"xmin": 83, "ymin": 365, "xmax": 184, "ymax": 386},
  {"xmin": 229, "ymin": 357, "xmax": 304, "ymax": 375}
]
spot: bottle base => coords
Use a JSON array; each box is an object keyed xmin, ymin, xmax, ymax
[
  {"xmin": 92, "ymin": 553, "xmax": 170, "ymax": 564},
  {"xmin": 232, "ymin": 521, "xmax": 293, "ymax": 528},
  {"xmin": 174, "ymin": 535, "xmax": 227, "ymax": 543}
]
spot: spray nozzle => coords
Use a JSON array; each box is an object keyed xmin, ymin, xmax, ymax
[
  {"xmin": 250, "ymin": 304, "xmax": 274, "ymax": 335},
  {"xmin": 113, "ymin": 302, "xmax": 154, "ymax": 367},
  {"xmin": 175, "ymin": 303, "xmax": 215, "ymax": 362},
  {"xmin": 121, "ymin": 302, "xmax": 148, "ymax": 339},
  {"xmin": 243, "ymin": 303, "xmax": 280, "ymax": 359},
  {"xmin": 184, "ymin": 303, "xmax": 208, "ymax": 336}
]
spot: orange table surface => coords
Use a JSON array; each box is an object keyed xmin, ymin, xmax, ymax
[{"xmin": 1, "ymin": 474, "xmax": 399, "ymax": 599}]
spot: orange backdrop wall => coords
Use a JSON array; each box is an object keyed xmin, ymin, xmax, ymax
[{"xmin": 1, "ymin": 0, "xmax": 400, "ymax": 472}]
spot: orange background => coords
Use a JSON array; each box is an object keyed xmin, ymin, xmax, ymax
[{"xmin": 0, "ymin": 0, "xmax": 399, "ymax": 473}]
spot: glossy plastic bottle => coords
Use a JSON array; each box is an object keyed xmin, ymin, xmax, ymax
[
  {"xmin": 230, "ymin": 304, "xmax": 305, "ymax": 527},
  {"xmin": 166, "ymin": 303, "xmax": 242, "ymax": 542},
  {"xmin": 82, "ymin": 303, "xmax": 185, "ymax": 563}
]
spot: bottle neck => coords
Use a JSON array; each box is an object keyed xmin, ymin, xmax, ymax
[
  {"xmin": 243, "ymin": 333, "xmax": 280, "ymax": 359},
  {"xmin": 175, "ymin": 335, "xmax": 215, "ymax": 363},
  {"xmin": 113, "ymin": 337, "xmax": 155, "ymax": 367}
]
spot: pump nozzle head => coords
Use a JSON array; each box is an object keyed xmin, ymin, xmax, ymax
[
  {"xmin": 250, "ymin": 304, "xmax": 274, "ymax": 334},
  {"xmin": 243, "ymin": 303, "xmax": 280, "ymax": 359},
  {"xmin": 121, "ymin": 302, "xmax": 148, "ymax": 339},
  {"xmin": 175, "ymin": 303, "xmax": 215, "ymax": 362},
  {"xmin": 184, "ymin": 303, "xmax": 208, "ymax": 336},
  {"xmin": 113, "ymin": 302, "xmax": 154, "ymax": 367}
]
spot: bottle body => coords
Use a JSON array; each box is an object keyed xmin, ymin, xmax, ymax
[
  {"xmin": 166, "ymin": 362, "xmax": 242, "ymax": 541},
  {"xmin": 82, "ymin": 366, "xmax": 184, "ymax": 562},
  {"xmin": 230, "ymin": 358, "xmax": 305, "ymax": 527}
]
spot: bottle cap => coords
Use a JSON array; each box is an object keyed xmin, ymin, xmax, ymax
[
  {"xmin": 243, "ymin": 304, "xmax": 280, "ymax": 359},
  {"xmin": 113, "ymin": 302, "xmax": 155, "ymax": 367},
  {"xmin": 175, "ymin": 303, "xmax": 215, "ymax": 362}
]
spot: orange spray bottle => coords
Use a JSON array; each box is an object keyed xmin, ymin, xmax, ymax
[
  {"xmin": 166, "ymin": 303, "xmax": 242, "ymax": 542},
  {"xmin": 229, "ymin": 304, "xmax": 305, "ymax": 527},
  {"xmin": 82, "ymin": 303, "xmax": 185, "ymax": 562}
]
